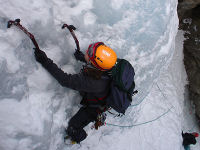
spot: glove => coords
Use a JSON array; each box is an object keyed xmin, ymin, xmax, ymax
[
  {"xmin": 74, "ymin": 50, "xmax": 86, "ymax": 63},
  {"xmin": 34, "ymin": 48, "xmax": 48, "ymax": 64}
]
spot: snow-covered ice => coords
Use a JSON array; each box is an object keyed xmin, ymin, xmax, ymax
[{"xmin": 0, "ymin": 0, "xmax": 199, "ymax": 150}]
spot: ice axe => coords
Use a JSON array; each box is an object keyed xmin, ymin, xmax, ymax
[
  {"xmin": 7, "ymin": 18, "xmax": 40, "ymax": 49},
  {"xmin": 7, "ymin": 19, "xmax": 80, "ymax": 52},
  {"xmin": 62, "ymin": 24, "xmax": 80, "ymax": 51}
]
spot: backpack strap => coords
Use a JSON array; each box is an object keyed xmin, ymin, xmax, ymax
[{"xmin": 127, "ymin": 82, "xmax": 135, "ymax": 101}]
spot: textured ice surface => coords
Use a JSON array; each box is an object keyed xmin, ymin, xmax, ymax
[{"xmin": 1, "ymin": 1, "xmax": 194, "ymax": 150}]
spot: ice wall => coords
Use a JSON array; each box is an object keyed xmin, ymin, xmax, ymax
[{"xmin": 0, "ymin": 0, "xmax": 178, "ymax": 150}]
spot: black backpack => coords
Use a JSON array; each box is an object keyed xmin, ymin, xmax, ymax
[{"xmin": 106, "ymin": 59, "xmax": 137, "ymax": 114}]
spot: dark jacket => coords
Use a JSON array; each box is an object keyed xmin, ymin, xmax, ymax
[
  {"xmin": 36, "ymin": 50, "xmax": 111, "ymax": 107},
  {"xmin": 182, "ymin": 132, "xmax": 197, "ymax": 146}
]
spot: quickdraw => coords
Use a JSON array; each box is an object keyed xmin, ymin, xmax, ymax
[{"xmin": 94, "ymin": 112, "xmax": 107, "ymax": 130}]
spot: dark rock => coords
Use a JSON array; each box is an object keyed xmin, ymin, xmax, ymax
[
  {"xmin": 178, "ymin": 1, "xmax": 200, "ymax": 122},
  {"xmin": 178, "ymin": 0, "xmax": 200, "ymax": 20}
]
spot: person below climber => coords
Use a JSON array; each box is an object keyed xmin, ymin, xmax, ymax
[
  {"xmin": 182, "ymin": 131, "xmax": 199, "ymax": 150},
  {"xmin": 34, "ymin": 42, "xmax": 117, "ymax": 144}
]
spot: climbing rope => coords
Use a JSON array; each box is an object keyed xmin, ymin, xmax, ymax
[
  {"xmin": 106, "ymin": 82, "xmax": 173, "ymax": 128},
  {"xmin": 156, "ymin": 83, "xmax": 176, "ymax": 110},
  {"xmin": 106, "ymin": 107, "xmax": 172, "ymax": 128},
  {"xmin": 130, "ymin": 83, "xmax": 155, "ymax": 107}
]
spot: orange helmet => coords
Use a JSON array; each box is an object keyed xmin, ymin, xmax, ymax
[{"xmin": 86, "ymin": 42, "xmax": 117, "ymax": 71}]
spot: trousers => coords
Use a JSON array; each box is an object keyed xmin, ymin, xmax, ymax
[{"xmin": 66, "ymin": 107, "xmax": 99, "ymax": 143}]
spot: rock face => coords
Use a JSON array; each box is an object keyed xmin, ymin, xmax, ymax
[
  {"xmin": 178, "ymin": 0, "xmax": 200, "ymax": 122},
  {"xmin": 178, "ymin": 0, "xmax": 200, "ymax": 20}
]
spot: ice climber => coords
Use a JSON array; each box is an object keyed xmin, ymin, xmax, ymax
[
  {"xmin": 182, "ymin": 131, "xmax": 199, "ymax": 150},
  {"xmin": 34, "ymin": 42, "xmax": 117, "ymax": 144}
]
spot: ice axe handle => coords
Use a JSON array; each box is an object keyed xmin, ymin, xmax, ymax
[
  {"xmin": 62, "ymin": 23, "xmax": 80, "ymax": 51},
  {"xmin": 7, "ymin": 18, "xmax": 40, "ymax": 49}
]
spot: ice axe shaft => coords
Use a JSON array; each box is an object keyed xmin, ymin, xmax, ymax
[
  {"xmin": 62, "ymin": 24, "xmax": 80, "ymax": 51},
  {"xmin": 7, "ymin": 19, "xmax": 40, "ymax": 49}
]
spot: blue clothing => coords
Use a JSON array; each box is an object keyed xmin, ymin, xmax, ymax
[{"xmin": 184, "ymin": 145, "xmax": 190, "ymax": 150}]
